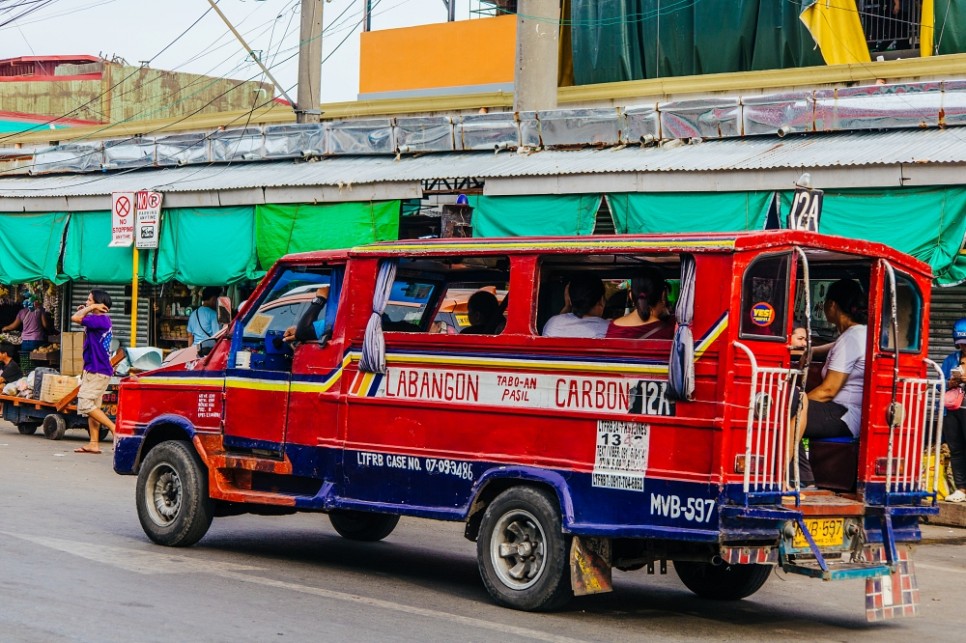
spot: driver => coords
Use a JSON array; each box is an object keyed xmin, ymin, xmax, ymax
[{"xmin": 283, "ymin": 285, "xmax": 330, "ymax": 343}]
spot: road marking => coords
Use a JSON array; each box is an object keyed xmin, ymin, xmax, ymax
[{"xmin": 4, "ymin": 532, "xmax": 583, "ymax": 643}]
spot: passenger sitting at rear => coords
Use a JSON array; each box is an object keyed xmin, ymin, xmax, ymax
[
  {"xmin": 605, "ymin": 265, "xmax": 675, "ymax": 340},
  {"xmin": 542, "ymin": 275, "xmax": 610, "ymax": 339},
  {"xmin": 461, "ymin": 291, "xmax": 503, "ymax": 335},
  {"xmin": 798, "ymin": 279, "xmax": 868, "ymax": 487}
]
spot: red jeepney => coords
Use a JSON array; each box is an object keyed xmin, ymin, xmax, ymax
[{"xmin": 114, "ymin": 231, "xmax": 942, "ymax": 620}]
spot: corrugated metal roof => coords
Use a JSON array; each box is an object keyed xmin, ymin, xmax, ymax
[{"xmin": 0, "ymin": 128, "xmax": 963, "ymax": 198}]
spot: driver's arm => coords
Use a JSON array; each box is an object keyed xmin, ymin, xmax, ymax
[{"xmin": 293, "ymin": 286, "xmax": 330, "ymax": 342}]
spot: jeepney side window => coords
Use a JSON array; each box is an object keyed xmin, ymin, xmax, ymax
[
  {"xmin": 740, "ymin": 254, "xmax": 789, "ymax": 341},
  {"xmin": 232, "ymin": 266, "xmax": 338, "ymax": 370},
  {"xmin": 384, "ymin": 256, "xmax": 510, "ymax": 335},
  {"xmin": 880, "ymin": 271, "xmax": 922, "ymax": 351}
]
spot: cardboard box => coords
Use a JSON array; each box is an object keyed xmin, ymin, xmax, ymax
[
  {"xmin": 60, "ymin": 331, "xmax": 85, "ymax": 376},
  {"xmin": 39, "ymin": 374, "xmax": 78, "ymax": 404}
]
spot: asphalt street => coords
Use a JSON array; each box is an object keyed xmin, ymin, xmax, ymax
[{"xmin": 2, "ymin": 422, "xmax": 966, "ymax": 642}]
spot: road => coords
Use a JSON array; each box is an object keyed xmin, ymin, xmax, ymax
[{"xmin": 2, "ymin": 423, "xmax": 965, "ymax": 642}]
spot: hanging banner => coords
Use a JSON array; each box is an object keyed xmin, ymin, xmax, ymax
[
  {"xmin": 135, "ymin": 190, "xmax": 163, "ymax": 249},
  {"xmin": 110, "ymin": 191, "xmax": 135, "ymax": 248}
]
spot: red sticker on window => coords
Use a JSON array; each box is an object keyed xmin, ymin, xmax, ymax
[{"xmin": 750, "ymin": 302, "xmax": 775, "ymax": 327}]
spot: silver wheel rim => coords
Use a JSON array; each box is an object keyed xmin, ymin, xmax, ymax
[
  {"xmin": 489, "ymin": 508, "xmax": 547, "ymax": 590},
  {"xmin": 144, "ymin": 462, "xmax": 183, "ymax": 527}
]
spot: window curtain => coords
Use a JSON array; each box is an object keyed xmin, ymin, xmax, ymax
[
  {"xmin": 776, "ymin": 187, "xmax": 966, "ymax": 286},
  {"xmin": 152, "ymin": 206, "xmax": 259, "ymax": 286},
  {"xmin": 608, "ymin": 191, "xmax": 773, "ymax": 233},
  {"xmin": 469, "ymin": 194, "xmax": 602, "ymax": 237},
  {"xmin": 359, "ymin": 259, "xmax": 398, "ymax": 374},
  {"xmin": 0, "ymin": 212, "xmax": 68, "ymax": 284},
  {"xmin": 255, "ymin": 201, "xmax": 400, "ymax": 270},
  {"xmin": 668, "ymin": 254, "xmax": 696, "ymax": 401}
]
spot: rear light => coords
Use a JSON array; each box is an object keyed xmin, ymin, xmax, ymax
[
  {"xmin": 875, "ymin": 457, "xmax": 905, "ymax": 476},
  {"xmin": 735, "ymin": 454, "xmax": 764, "ymax": 474}
]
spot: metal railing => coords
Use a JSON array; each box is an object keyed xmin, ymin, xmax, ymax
[
  {"xmin": 734, "ymin": 342, "xmax": 803, "ymax": 494},
  {"xmin": 859, "ymin": 0, "xmax": 923, "ymax": 52},
  {"xmin": 884, "ymin": 359, "xmax": 944, "ymax": 495}
]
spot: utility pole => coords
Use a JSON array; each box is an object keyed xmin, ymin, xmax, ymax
[
  {"xmin": 513, "ymin": 0, "xmax": 560, "ymax": 112},
  {"xmin": 297, "ymin": 0, "xmax": 323, "ymax": 124}
]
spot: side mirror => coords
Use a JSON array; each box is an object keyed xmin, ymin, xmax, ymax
[{"xmin": 197, "ymin": 337, "xmax": 217, "ymax": 358}]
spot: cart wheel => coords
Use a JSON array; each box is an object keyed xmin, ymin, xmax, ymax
[
  {"xmin": 42, "ymin": 414, "xmax": 67, "ymax": 440},
  {"xmin": 17, "ymin": 422, "xmax": 39, "ymax": 435}
]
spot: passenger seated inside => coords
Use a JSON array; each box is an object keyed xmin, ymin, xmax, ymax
[
  {"xmin": 461, "ymin": 290, "xmax": 503, "ymax": 335},
  {"xmin": 605, "ymin": 265, "xmax": 675, "ymax": 340},
  {"xmin": 542, "ymin": 275, "xmax": 610, "ymax": 339},
  {"xmin": 798, "ymin": 279, "xmax": 868, "ymax": 487},
  {"xmin": 282, "ymin": 285, "xmax": 330, "ymax": 343}
]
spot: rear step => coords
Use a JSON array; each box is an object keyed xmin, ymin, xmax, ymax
[{"xmin": 781, "ymin": 556, "xmax": 891, "ymax": 581}]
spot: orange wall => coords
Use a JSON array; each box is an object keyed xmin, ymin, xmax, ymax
[{"xmin": 360, "ymin": 15, "xmax": 516, "ymax": 97}]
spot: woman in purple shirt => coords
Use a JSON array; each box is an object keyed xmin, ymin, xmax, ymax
[{"xmin": 71, "ymin": 289, "xmax": 116, "ymax": 454}]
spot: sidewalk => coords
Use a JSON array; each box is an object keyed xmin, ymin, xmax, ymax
[{"xmin": 921, "ymin": 501, "xmax": 966, "ymax": 544}]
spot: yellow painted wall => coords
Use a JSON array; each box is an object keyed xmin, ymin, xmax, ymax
[{"xmin": 360, "ymin": 15, "xmax": 516, "ymax": 96}]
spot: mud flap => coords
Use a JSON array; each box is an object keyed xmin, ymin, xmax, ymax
[
  {"xmin": 570, "ymin": 536, "xmax": 612, "ymax": 596},
  {"xmin": 865, "ymin": 545, "xmax": 919, "ymax": 621}
]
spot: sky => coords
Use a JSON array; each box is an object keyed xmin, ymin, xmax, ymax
[{"xmin": 0, "ymin": 0, "xmax": 483, "ymax": 103}]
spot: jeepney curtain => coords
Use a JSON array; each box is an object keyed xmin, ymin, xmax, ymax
[
  {"xmin": 0, "ymin": 212, "xmax": 68, "ymax": 284},
  {"xmin": 254, "ymin": 201, "xmax": 401, "ymax": 270},
  {"xmin": 60, "ymin": 210, "xmax": 148, "ymax": 283},
  {"xmin": 668, "ymin": 254, "xmax": 696, "ymax": 401},
  {"xmin": 152, "ymin": 206, "xmax": 260, "ymax": 286},
  {"xmin": 608, "ymin": 191, "xmax": 773, "ymax": 233},
  {"xmin": 776, "ymin": 186, "xmax": 966, "ymax": 286},
  {"xmin": 469, "ymin": 194, "xmax": 602, "ymax": 237},
  {"xmin": 359, "ymin": 259, "xmax": 397, "ymax": 374}
]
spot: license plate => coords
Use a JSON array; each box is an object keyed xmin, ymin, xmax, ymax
[{"xmin": 793, "ymin": 518, "xmax": 844, "ymax": 548}]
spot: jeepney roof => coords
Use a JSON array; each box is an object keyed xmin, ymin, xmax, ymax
[{"xmin": 277, "ymin": 231, "xmax": 930, "ymax": 279}]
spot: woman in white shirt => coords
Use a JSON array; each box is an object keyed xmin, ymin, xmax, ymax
[{"xmin": 799, "ymin": 279, "xmax": 868, "ymax": 487}]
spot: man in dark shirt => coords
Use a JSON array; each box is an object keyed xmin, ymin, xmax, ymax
[{"xmin": 0, "ymin": 342, "xmax": 23, "ymax": 385}]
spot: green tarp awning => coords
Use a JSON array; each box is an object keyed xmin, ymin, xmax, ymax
[
  {"xmin": 608, "ymin": 191, "xmax": 773, "ymax": 233},
  {"xmin": 0, "ymin": 212, "xmax": 68, "ymax": 284},
  {"xmin": 255, "ymin": 201, "xmax": 401, "ymax": 269},
  {"xmin": 469, "ymin": 194, "xmax": 602, "ymax": 237},
  {"xmin": 777, "ymin": 186, "xmax": 966, "ymax": 285},
  {"xmin": 152, "ymin": 206, "xmax": 260, "ymax": 286},
  {"xmin": 60, "ymin": 211, "xmax": 147, "ymax": 283},
  {"xmin": 936, "ymin": 0, "xmax": 966, "ymax": 55}
]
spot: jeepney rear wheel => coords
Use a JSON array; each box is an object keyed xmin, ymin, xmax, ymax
[
  {"xmin": 477, "ymin": 487, "xmax": 571, "ymax": 612},
  {"xmin": 136, "ymin": 440, "xmax": 213, "ymax": 547},
  {"xmin": 674, "ymin": 560, "xmax": 771, "ymax": 600},
  {"xmin": 17, "ymin": 422, "xmax": 39, "ymax": 435},
  {"xmin": 328, "ymin": 510, "xmax": 400, "ymax": 541}
]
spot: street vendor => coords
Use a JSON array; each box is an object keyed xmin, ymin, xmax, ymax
[
  {"xmin": 2, "ymin": 295, "xmax": 52, "ymax": 356},
  {"xmin": 0, "ymin": 342, "xmax": 22, "ymax": 385}
]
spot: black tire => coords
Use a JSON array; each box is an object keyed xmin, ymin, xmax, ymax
[
  {"xmin": 135, "ymin": 440, "xmax": 213, "ymax": 547},
  {"xmin": 476, "ymin": 487, "xmax": 571, "ymax": 612},
  {"xmin": 42, "ymin": 414, "xmax": 66, "ymax": 440},
  {"xmin": 98, "ymin": 427, "xmax": 111, "ymax": 442},
  {"xmin": 329, "ymin": 510, "xmax": 400, "ymax": 542},
  {"xmin": 17, "ymin": 422, "xmax": 39, "ymax": 435},
  {"xmin": 674, "ymin": 561, "xmax": 771, "ymax": 600}
]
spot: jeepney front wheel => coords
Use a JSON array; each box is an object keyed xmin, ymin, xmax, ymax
[
  {"xmin": 136, "ymin": 440, "xmax": 213, "ymax": 547},
  {"xmin": 477, "ymin": 487, "xmax": 571, "ymax": 612},
  {"xmin": 674, "ymin": 560, "xmax": 771, "ymax": 600},
  {"xmin": 328, "ymin": 510, "xmax": 400, "ymax": 541}
]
